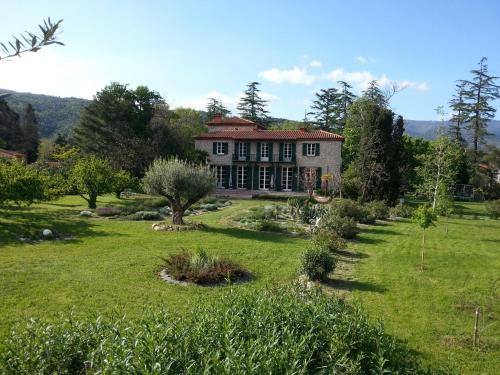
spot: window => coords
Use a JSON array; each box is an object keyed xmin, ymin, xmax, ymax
[
  {"xmin": 216, "ymin": 142, "xmax": 225, "ymax": 155},
  {"xmin": 282, "ymin": 167, "xmax": 293, "ymax": 191},
  {"xmin": 260, "ymin": 143, "xmax": 269, "ymax": 160},
  {"xmin": 237, "ymin": 166, "xmax": 247, "ymax": 188},
  {"xmin": 215, "ymin": 165, "xmax": 225, "ymax": 188},
  {"xmin": 283, "ymin": 143, "xmax": 292, "ymax": 160},
  {"xmin": 306, "ymin": 143, "xmax": 316, "ymax": 156},
  {"xmin": 238, "ymin": 143, "xmax": 247, "ymax": 160},
  {"xmin": 259, "ymin": 166, "xmax": 270, "ymax": 190}
]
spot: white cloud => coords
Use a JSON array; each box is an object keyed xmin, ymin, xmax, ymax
[
  {"xmin": 309, "ymin": 60, "xmax": 322, "ymax": 67},
  {"xmin": 258, "ymin": 66, "xmax": 315, "ymax": 85},
  {"xmin": 356, "ymin": 56, "xmax": 367, "ymax": 64},
  {"xmin": 0, "ymin": 49, "xmax": 105, "ymax": 99},
  {"xmin": 180, "ymin": 90, "xmax": 277, "ymax": 111},
  {"xmin": 325, "ymin": 68, "xmax": 428, "ymax": 93}
]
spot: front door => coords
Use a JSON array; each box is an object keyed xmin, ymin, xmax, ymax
[
  {"xmin": 259, "ymin": 166, "xmax": 269, "ymax": 190},
  {"xmin": 237, "ymin": 166, "xmax": 247, "ymax": 188},
  {"xmin": 282, "ymin": 167, "xmax": 292, "ymax": 191}
]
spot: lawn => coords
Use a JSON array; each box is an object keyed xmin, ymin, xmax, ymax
[{"xmin": 0, "ymin": 196, "xmax": 498, "ymax": 374}]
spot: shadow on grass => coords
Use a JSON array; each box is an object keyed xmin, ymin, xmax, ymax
[
  {"xmin": 323, "ymin": 278, "xmax": 386, "ymax": 293},
  {"xmin": 481, "ymin": 238, "xmax": 500, "ymax": 243},
  {"xmin": 335, "ymin": 248, "xmax": 369, "ymax": 259},
  {"xmin": 0, "ymin": 206, "xmax": 115, "ymax": 247},
  {"xmin": 200, "ymin": 225, "xmax": 296, "ymax": 243}
]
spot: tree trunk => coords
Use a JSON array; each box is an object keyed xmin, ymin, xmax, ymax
[
  {"xmin": 172, "ymin": 207, "xmax": 184, "ymax": 225},
  {"xmin": 88, "ymin": 193, "xmax": 97, "ymax": 209}
]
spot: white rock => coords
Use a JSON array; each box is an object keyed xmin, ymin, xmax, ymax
[
  {"xmin": 42, "ymin": 229, "xmax": 53, "ymax": 238},
  {"xmin": 79, "ymin": 211, "xmax": 93, "ymax": 217}
]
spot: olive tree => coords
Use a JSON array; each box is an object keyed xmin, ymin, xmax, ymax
[
  {"xmin": 0, "ymin": 159, "xmax": 49, "ymax": 205},
  {"xmin": 70, "ymin": 155, "xmax": 113, "ymax": 209},
  {"xmin": 142, "ymin": 158, "xmax": 214, "ymax": 225}
]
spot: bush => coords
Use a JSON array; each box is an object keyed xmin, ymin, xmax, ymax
[
  {"xmin": 390, "ymin": 203, "xmax": 415, "ymax": 218},
  {"xmin": 146, "ymin": 197, "xmax": 169, "ymax": 208},
  {"xmin": 0, "ymin": 286, "xmax": 433, "ymax": 374},
  {"xmin": 95, "ymin": 207, "xmax": 121, "ymax": 217},
  {"xmin": 300, "ymin": 248, "xmax": 335, "ymax": 281},
  {"xmin": 320, "ymin": 209, "xmax": 358, "ymax": 239},
  {"xmin": 312, "ymin": 226, "xmax": 346, "ymax": 253},
  {"xmin": 162, "ymin": 249, "xmax": 248, "ymax": 284},
  {"xmin": 126, "ymin": 211, "xmax": 162, "ymax": 220},
  {"xmin": 199, "ymin": 203, "xmax": 218, "ymax": 211},
  {"xmin": 329, "ymin": 198, "xmax": 364, "ymax": 221},
  {"xmin": 255, "ymin": 220, "xmax": 286, "ymax": 233},
  {"xmin": 485, "ymin": 199, "xmax": 500, "ymax": 219},
  {"xmin": 364, "ymin": 200, "xmax": 390, "ymax": 221}
]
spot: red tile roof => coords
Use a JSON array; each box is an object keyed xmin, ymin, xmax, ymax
[
  {"xmin": 0, "ymin": 148, "xmax": 26, "ymax": 158},
  {"xmin": 195, "ymin": 129, "xmax": 344, "ymax": 141},
  {"xmin": 207, "ymin": 116, "xmax": 256, "ymax": 126}
]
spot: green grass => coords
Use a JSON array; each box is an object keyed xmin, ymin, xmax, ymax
[
  {"xmin": 349, "ymin": 203, "xmax": 499, "ymax": 374},
  {"xmin": 0, "ymin": 197, "xmax": 499, "ymax": 374}
]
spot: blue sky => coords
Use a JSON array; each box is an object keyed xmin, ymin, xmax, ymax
[{"xmin": 1, "ymin": 0, "xmax": 499, "ymax": 120}]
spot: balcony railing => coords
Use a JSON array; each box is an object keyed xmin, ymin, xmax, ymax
[{"xmin": 232, "ymin": 154, "xmax": 295, "ymax": 162}]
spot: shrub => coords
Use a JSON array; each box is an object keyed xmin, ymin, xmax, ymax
[
  {"xmin": 146, "ymin": 197, "xmax": 169, "ymax": 208},
  {"xmin": 162, "ymin": 249, "xmax": 248, "ymax": 284},
  {"xmin": 364, "ymin": 200, "xmax": 390, "ymax": 221},
  {"xmin": 0, "ymin": 286, "xmax": 433, "ymax": 374},
  {"xmin": 95, "ymin": 207, "xmax": 121, "ymax": 217},
  {"xmin": 200, "ymin": 203, "xmax": 218, "ymax": 211},
  {"xmin": 255, "ymin": 220, "xmax": 286, "ymax": 233},
  {"xmin": 320, "ymin": 208, "xmax": 358, "ymax": 239},
  {"xmin": 485, "ymin": 199, "xmax": 500, "ymax": 219},
  {"xmin": 312, "ymin": 226, "xmax": 346, "ymax": 253},
  {"xmin": 329, "ymin": 198, "xmax": 364, "ymax": 221},
  {"xmin": 300, "ymin": 248, "xmax": 335, "ymax": 281},
  {"xmin": 126, "ymin": 211, "xmax": 162, "ymax": 221},
  {"xmin": 390, "ymin": 203, "xmax": 414, "ymax": 218}
]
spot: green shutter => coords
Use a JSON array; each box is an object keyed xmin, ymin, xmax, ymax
[
  {"xmin": 223, "ymin": 143, "xmax": 228, "ymax": 155},
  {"xmin": 246, "ymin": 166, "xmax": 251, "ymax": 189},
  {"xmin": 302, "ymin": 143, "xmax": 307, "ymax": 156},
  {"xmin": 253, "ymin": 165, "xmax": 259, "ymax": 189},
  {"xmin": 292, "ymin": 143, "xmax": 296, "ymax": 162},
  {"xmin": 279, "ymin": 143, "xmax": 284, "ymax": 162},
  {"xmin": 299, "ymin": 167, "xmax": 305, "ymax": 191},
  {"xmin": 231, "ymin": 165, "xmax": 237, "ymax": 188},
  {"xmin": 223, "ymin": 166, "xmax": 230, "ymax": 188},
  {"xmin": 212, "ymin": 142, "xmax": 217, "ymax": 154},
  {"xmin": 246, "ymin": 142, "xmax": 251, "ymax": 161},
  {"xmin": 269, "ymin": 143, "xmax": 273, "ymax": 162},
  {"xmin": 292, "ymin": 167, "xmax": 298, "ymax": 191},
  {"xmin": 276, "ymin": 167, "xmax": 282, "ymax": 191},
  {"xmin": 316, "ymin": 143, "xmax": 320, "ymax": 156},
  {"xmin": 235, "ymin": 142, "xmax": 239, "ymax": 159},
  {"xmin": 316, "ymin": 167, "xmax": 322, "ymax": 189},
  {"xmin": 256, "ymin": 142, "xmax": 261, "ymax": 161}
]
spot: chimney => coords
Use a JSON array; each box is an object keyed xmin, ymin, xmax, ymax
[
  {"xmin": 299, "ymin": 126, "xmax": 307, "ymax": 131},
  {"xmin": 212, "ymin": 113, "xmax": 222, "ymax": 123}
]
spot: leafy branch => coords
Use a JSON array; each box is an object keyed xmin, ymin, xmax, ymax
[{"xmin": 0, "ymin": 18, "xmax": 64, "ymax": 61}]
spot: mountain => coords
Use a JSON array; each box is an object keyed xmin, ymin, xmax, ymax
[
  {"xmin": 0, "ymin": 89, "xmax": 89, "ymax": 138},
  {"xmin": 404, "ymin": 119, "xmax": 500, "ymax": 145}
]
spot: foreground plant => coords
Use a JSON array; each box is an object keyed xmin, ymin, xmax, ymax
[
  {"xmin": 162, "ymin": 248, "xmax": 248, "ymax": 284},
  {"xmin": 142, "ymin": 158, "xmax": 214, "ymax": 225},
  {"xmin": 0, "ymin": 286, "xmax": 435, "ymax": 374}
]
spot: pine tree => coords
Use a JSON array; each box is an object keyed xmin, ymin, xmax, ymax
[
  {"xmin": 310, "ymin": 88, "xmax": 341, "ymax": 131},
  {"xmin": 462, "ymin": 57, "xmax": 500, "ymax": 161},
  {"xmin": 337, "ymin": 81, "xmax": 356, "ymax": 132},
  {"xmin": 206, "ymin": 98, "xmax": 230, "ymax": 120},
  {"xmin": 448, "ymin": 82, "xmax": 469, "ymax": 146},
  {"xmin": 362, "ymin": 80, "xmax": 387, "ymax": 107},
  {"xmin": 20, "ymin": 104, "xmax": 40, "ymax": 163},
  {"xmin": 237, "ymin": 82, "xmax": 269, "ymax": 124}
]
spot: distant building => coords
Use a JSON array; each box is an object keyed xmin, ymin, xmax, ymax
[
  {"xmin": 0, "ymin": 148, "xmax": 26, "ymax": 161},
  {"xmin": 194, "ymin": 115, "xmax": 343, "ymax": 192}
]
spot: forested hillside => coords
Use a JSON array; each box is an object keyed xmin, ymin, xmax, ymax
[{"xmin": 1, "ymin": 89, "xmax": 89, "ymax": 138}]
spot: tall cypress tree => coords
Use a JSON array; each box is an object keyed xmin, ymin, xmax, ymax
[
  {"xmin": 206, "ymin": 98, "xmax": 230, "ymax": 120},
  {"xmin": 362, "ymin": 80, "xmax": 387, "ymax": 107},
  {"xmin": 310, "ymin": 88, "xmax": 341, "ymax": 131},
  {"xmin": 20, "ymin": 104, "xmax": 40, "ymax": 163},
  {"xmin": 462, "ymin": 57, "xmax": 500, "ymax": 161},
  {"xmin": 448, "ymin": 82, "xmax": 469, "ymax": 146},
  {"xmin": 237, "ymin": 82, "xmax": 269, "ymax": 124},
  {"xmin": 337, "ymin": 81, "xmax": 356, "ymax": 133},
  {"xmin": 0, "ymin": 96, "xmax": 23, "ymax": 151}
]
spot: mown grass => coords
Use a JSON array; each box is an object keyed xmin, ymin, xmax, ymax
[
  {"xmin": 0, "ymin": 197, "xmax": 499, "ymax": 374},
  {"xmin": 349, "ymin": 203, "xmax": 499, "ymax": 374}
]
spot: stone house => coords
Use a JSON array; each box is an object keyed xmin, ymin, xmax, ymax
[{"xmin": 194, "ymin": 115, "xmax": 344, "ymax": 192}]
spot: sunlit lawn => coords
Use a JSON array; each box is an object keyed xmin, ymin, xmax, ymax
[{"xmin": 0, "ymin": 196, "xmax": 498, "ymax": 374}]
